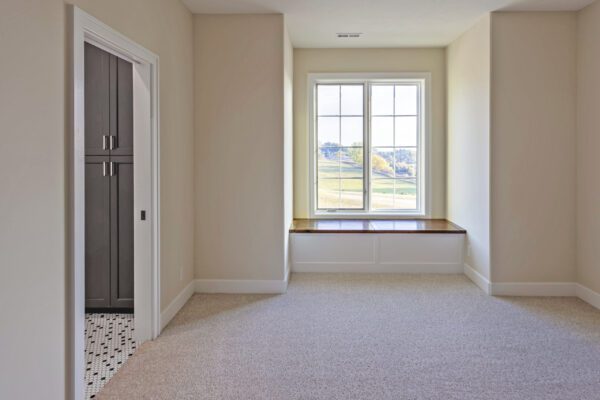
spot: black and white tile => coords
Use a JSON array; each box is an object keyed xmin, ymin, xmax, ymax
[{"xmin": 85, "ymin": 313, "xmax": 136, "ymax": 399}]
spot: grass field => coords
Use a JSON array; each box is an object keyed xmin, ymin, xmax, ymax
[{"xmin": 317, "ymin": 157, "xmax": 416, "ymax": 210}]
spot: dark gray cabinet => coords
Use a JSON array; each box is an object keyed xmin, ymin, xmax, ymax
[
  {"xmin": 112, "ymin": 58, "xmax": 134, "ymax": 156},
  {"xmin": 85, "ymin": 43, "xmax": 134, "ymax": 311},
  {"xmin": 85, "ymin": 157, "xmax": 134, "ymax": 310},
  {"xmin": 85, "ymin": 157, "xmax": 111, "ymax": 308},
  {"xmin": 110, "ymin": 157, "xmax": 134, "ymax": 308},
  {"xmin": 84, "ymin": 42, "xmax": 133, "ymax": 157}
]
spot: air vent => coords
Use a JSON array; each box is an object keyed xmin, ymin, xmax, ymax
[{"xmin": 336, "ymin": 32, "xmax": 362, "ymax": 38}]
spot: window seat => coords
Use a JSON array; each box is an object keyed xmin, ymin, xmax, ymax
[
  {"xmin": 289, "ymin": 219, "xmax": 466, "ymax": 274},
  {"xmin": 290, "ymin": 219, "xmax": 466, "ymax": 234}
]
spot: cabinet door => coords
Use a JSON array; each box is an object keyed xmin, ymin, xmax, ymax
[
  {"xmin": 84, "ymin": 43, "xmax": 111, "ymax": 156},
  {"xmin": 85, "ymin": 157, "xmax": 111, "ymax": 308},
  {"xmin": 111, "ymin": 57, "xmax": 134, "ymax": 156},
  {"xmin": 110, "ymin": 157, "xmax": 134, "ymax": 308}
]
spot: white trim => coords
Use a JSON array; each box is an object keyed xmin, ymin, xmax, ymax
[
  {"xmin": 463, "ymin": 273, "xmax": 600, "ymax": 310},
  {"xmin": 284, "ymin": 261, "xmax": 291, "ymax": 286},
  {"xmin": 294, "ymin": 262, "xmax": 464, "ymax": 274},
  {"xmin": 307, "ymin": 72, "xmax": 432, "ymax": 219},
  {"xmin": 195, "ymin": 278, "xmax": 289, "ymax": 294},
  {"xmin": 490, "ymin": 282, "xmax": 576, "ymax": 297},
  {"xmin": 70, "ymin": 7, "xmax": 160, "ymax": 400},
  {"xmin": 160, "ymin": 280, "xmax": 195, "ymax": 330},
  {"xmin": 576, "ymin": 284, "xmax": 600, "ymax": 310},
  {"xmin": 463, "ymin": 263, "xmax": 491, "ymax": 294}
]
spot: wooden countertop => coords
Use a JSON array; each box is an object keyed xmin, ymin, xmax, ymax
[{"xmin": 290, "ymin": 219, "xmax": 466, "ymax": 234}]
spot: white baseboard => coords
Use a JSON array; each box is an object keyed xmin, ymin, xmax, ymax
[
  {"xmin": 461, "ymin": 266, "xmax": 600, "ymax": 310},
  {"xmin": 160, "ymin": 279, "xmax": 195, "ymax": 331},
  {"xmin": 576, "ymin": 283, "xmax": 600, "ymax": 310},
  {"xmin": 293, "ymin": 262, "xmax": 464, "ymax": 274},
  {"xmin": 490, "ymin": 282, "xmax": 576, "ymax": 297},
  {"xmin": 463, "ymin": 263, "xmax": 491, "ymax": 294},
  {"xmin": 284, "ymin": 265, "xmax": 291, "ymax": 288},
  {"xmin": 195, "ymin": 277, "xmax": 289, "ymax": 294}
]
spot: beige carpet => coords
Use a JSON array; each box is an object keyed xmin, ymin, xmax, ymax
[{"xmin": 98, "ymin": 274, "xmax": 600, "ymax": 400}]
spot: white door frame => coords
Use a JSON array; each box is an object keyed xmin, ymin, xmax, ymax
[{"xmin": 70, "ymin": 6, "xmax": 160, "ymax": 400}]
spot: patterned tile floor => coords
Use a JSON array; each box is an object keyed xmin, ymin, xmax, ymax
[{"xmin": 85, "ymin": 313, "xmax": 136, "ymax": 399}]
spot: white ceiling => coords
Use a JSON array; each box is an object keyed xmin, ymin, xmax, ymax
[{"xmin": 182, "ymin": 0, "xmax": 595, "ymax": 48}]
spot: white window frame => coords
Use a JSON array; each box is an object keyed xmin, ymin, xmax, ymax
[{"xmin": 308, "ymin": 72, "xmax": 432, "ymax": 218}]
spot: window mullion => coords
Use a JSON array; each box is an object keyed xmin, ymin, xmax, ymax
[
  {"xmin": 338, "ymin": 86, "xmax": 342, "ymax": 210},
  {"xmin": 392, "ymin": 85, "xmax": 396, "ymax": 209},
  {"xmin": 364, "ymin": 82, "xmax": 370, "ymax": 213}
]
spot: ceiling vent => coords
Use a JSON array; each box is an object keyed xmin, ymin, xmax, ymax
[{"xmin": 336, "ymin": 32, "xmax": 362, "ymax": 38}]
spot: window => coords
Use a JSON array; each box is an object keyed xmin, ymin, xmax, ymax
[{"xmin": 310, "ymin": 74, "xmax": 429, "ymax": 217}]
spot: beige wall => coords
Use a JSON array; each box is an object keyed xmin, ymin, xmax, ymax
[
  {"xmin": 0, "ymin": 0, "xmax": 194, "ymax": 398},
  {"xmin": 194, "ymin": 14, "xmax": 287, "ymax": 281},
  {"xmin": 447, "ymin": 16, "xmax": 491, "ymax": 279},
  {"xmin": 283, "ymin": 22, "xmax": 294, "ymax": 277},
  {"xmin": 293, "ymin": 48, "xmax": 447, "ymax": 218},
  {"xmin": 490, "ymin": 12, "xmax": 577, "ymax": 283},
  {"xmin": 577, "ymin": 1, "xmax": 600, "ymax": 293}
]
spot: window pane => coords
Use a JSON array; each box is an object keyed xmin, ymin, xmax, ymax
[
  {"xmin": 341, "ymin": 117, "xmax": 363, "ymax": 146},
  {"xmin": 341, "ymin": 179, "xmax": 364, "ymax": 209},
  {"xmin": 340, "ymin": 148, "xmax": 363, "ymax": 178},
  {"xmin": 371, "ymin": 117, "xmax": 393, "ymax": 147},
  {"xmin": 371, "ymin": 179, "xmax": 395, "ymax": 210},
  {"xmin": 317, "ymin": 178, "xmax": 340, "ymax": 209},
  {"xmin": 317, "ymin": 117, "xmax": 339, "ymax": 146},
  {"xmin": 318, "ymin": 148, "xmax": 339, "ymax": 178},
  {"xmin": 395, "ymin": 85, "xmax": 418, "ymax": 115},
  {"xmin": 371, "ymin": 85, "xmax": 394, "ymax": 115},
  {"xmin": 317, "ymin": 85, "xmax": 340, "ymax": 115},
  {"xmin": 395, "ymin": 117, "xmax": 417, "ymax": 147},
  {"xmin": 372, "ymin": 148, "xmax": 394, "ymax": 178},
  {"xmin": 394, "ymin": 179, "xmax": 417, "ymax": 209},
  {"xmin": 394, "ymin": 155, "xmax": 416, "ymax": 178},
  {"xmin": 395, "ymin": 148, "xmax": 417, "ymax": 167},
  {"xmin": 341, "ymin": 85, "xmax": 363, "ymax": 115}
]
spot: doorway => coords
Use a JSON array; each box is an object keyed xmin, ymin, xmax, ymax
[
  {"xmin": 71, "ymin": 7, "xmax": 160, "ymax": 400},
  {"xmin": 83, "ymin": 41, "xmax": 135, "ymax": 398}
]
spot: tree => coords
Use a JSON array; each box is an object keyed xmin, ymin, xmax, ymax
[
  {"xmin": 372, "ymin": 154, "xmax": 393, "ymax": 175},
  {"xmin": 346, "ymin": 147, "xmax": 363, "ymax": 165}
]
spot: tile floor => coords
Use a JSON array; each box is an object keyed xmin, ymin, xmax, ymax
[{"xmin": 85, "ymin": 313, "xmax": 136, "ymax": 399}]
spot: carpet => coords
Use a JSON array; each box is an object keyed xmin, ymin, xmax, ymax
[{"xmin": 97, "ymin": 274, "xmax": 600, "ymax": 400}]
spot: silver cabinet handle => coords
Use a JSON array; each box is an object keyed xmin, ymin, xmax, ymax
[
  {"xmin": 102, "ymin": 135, "xmax": 108, "ymax": 150},
  {"xmin": 103, "ymin": 161, "xmax": 107, "ymax": 177},
  {"xmin": 109, "ymin": 135, "xmax": 116, "ymax": 150},
  {"xmin": 109, "ymin": 162, "xmax": 115, "ymax": 177}
]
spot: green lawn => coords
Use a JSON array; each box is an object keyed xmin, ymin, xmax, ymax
[{"xmin": 317, "ymin": 157, "xmax": 416, "ymax": 209}]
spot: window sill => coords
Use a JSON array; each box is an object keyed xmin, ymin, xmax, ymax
[{"xmin": 290, "ymin": 219, "xmax": 466, "ymax": 234}]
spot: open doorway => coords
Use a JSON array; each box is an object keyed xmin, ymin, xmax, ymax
[
  {"xmin": 71, "ymin": 7, "xmax": 160, "ymax": 400},
  {"xmin": 83, "ymin": 40, "xmax": 136, "ymax": 399}
]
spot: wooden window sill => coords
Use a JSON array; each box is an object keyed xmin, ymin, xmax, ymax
[{"xmin": 289, "ymin": 219, "xmax": 466, "ymax": 234}]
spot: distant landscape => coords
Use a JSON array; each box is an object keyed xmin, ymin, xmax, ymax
[{"xmin": 317, "ymin": 144, "xmax": 417, "ymax": 210}]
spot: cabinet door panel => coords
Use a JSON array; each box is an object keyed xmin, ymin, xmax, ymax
[
  {"xmin": 112, "ymin": 57, "xmax": 134, "ymax": 156},
  {"xmin": 85, "ymin": 158, "xmax": 111, "ymax": 308},
  {"xmin": 84, "ymin": 43, "xmax": 110, "ymax": 156},
  {"xmin": 110, "ymin": 158, "xmax": 134, "ymax": 308}
]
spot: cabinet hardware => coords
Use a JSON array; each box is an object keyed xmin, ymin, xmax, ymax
[
  {"xmin": 103, "ymin": 161, "xmax": 107, "ymax": 177},
  {"xmin": 109, "ymin": 135, "xmax": 116, "ymax": 150},
  {"xmin": 109, "ymin": 162, "xmax": 115, "ymax": 177},
  {"xmin": 102, "ymin": 135, "xmax": 108, "ymax": 150}
]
